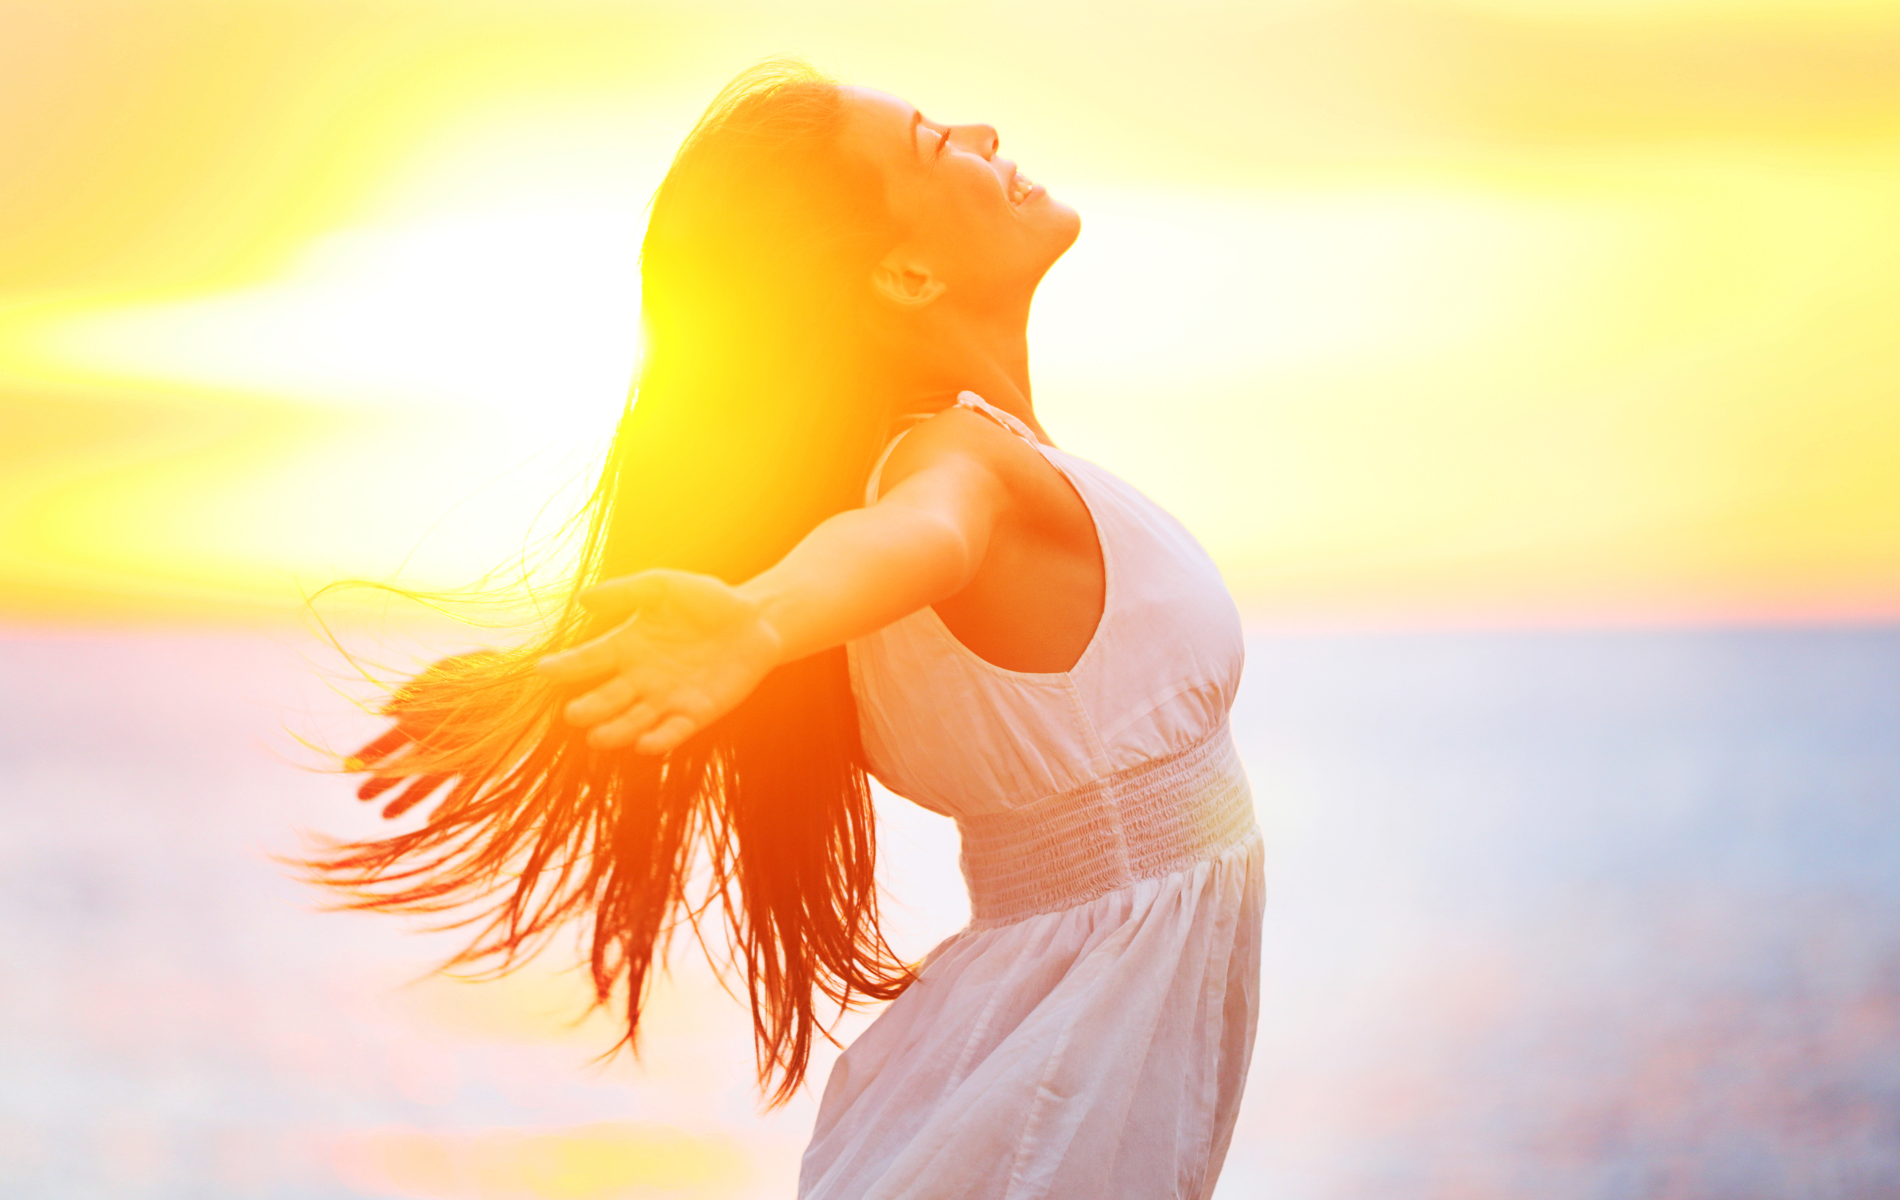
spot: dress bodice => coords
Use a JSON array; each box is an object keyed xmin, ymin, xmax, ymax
[{"xmin": 846, "ymin": 392, "xmax": 1246, "ymax": 819}]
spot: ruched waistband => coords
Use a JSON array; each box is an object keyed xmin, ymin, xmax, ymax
[{"xmin": 955, "ymin": 724, "xmax": 1257, "ymax": 926}]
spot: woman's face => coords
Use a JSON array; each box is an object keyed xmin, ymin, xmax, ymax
[{"xmin": 840, "ymin": 87, "xmax": 1080, "ymax": 312}]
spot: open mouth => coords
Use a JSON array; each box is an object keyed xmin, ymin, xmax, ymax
[{"xmin": 1008, "ymin": 170, "xmax": 1037, "ymax": 206}]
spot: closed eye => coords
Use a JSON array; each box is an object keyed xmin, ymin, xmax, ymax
[{"xmin": 931, "ymin": 125, "xmax": 951, "ymax": 161}]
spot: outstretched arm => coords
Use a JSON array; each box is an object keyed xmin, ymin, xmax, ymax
[{"xmin": 537, "ymin": 436, "xmax": 1012, "ymax": 754}]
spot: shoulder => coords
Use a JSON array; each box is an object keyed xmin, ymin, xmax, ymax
[{"xmin": 873, "ymin": 404, "xmax": 1052, "ymax": 501}]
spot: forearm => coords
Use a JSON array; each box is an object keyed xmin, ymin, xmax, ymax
[{"xmin": 738, "ymin": 502, "xmax": 978, "ymax": 664}]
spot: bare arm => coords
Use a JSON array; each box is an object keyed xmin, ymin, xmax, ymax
[
  {"xmin": 536, "ymin": 427, "xmax": 1012, "ymax": 754},
  {"xmin": 742, "ymin": 449, "xmax": 1008, "ymax": 661}
]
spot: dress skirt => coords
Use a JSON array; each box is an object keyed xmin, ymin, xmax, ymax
[{"xmin": 799, "ymin": 833, "xmax": 1264, "ymax": 1200}]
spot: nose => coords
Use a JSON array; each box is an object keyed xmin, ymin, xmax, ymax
[{"xmin": 952, "ymin": 123, "xmax": 1000, "ymax": 159}]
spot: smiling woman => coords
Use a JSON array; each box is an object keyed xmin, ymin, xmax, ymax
[{"xmin": 305, "ymin": 58, "xmax": 1260, "ymax": 1200}]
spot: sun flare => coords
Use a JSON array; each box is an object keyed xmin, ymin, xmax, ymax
[{"xmin": 2, "ymin": 0, "xmax": 1896, "ymax": 626}]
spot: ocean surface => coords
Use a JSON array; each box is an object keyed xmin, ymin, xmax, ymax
[{"xmin": 1, "ymin": 625, "xmax": 1895, "ymax": 1199}]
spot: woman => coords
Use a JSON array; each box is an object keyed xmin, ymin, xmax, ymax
[{"xmin": 317, "ymin": 58, "xmax": 1262, "ymax": 1200}]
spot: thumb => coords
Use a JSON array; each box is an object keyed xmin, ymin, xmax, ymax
[{"xmin": 576, "ymin": 573, "xmax": 665, "ymax": 620}]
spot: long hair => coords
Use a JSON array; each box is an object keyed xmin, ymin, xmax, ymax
[{"xmin": 303, "ymin": 60, "xmax": 915, "ymax": 1106}]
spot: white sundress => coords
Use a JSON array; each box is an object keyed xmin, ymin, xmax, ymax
[{"xmin": 799, "ymin": 393, "xmax": 1265, "ymax": 1200}]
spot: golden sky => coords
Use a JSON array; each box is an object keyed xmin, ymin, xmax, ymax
[{"xmin": 3, "ymin": 0, "xmax": 1897, "ymax": 626}]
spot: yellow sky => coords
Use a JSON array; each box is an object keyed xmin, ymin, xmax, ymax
[{"xmin": 3, "ymin": 0, "xmax": 1897, "ymax": 626}]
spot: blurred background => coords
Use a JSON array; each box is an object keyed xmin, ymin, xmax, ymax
[{"xmin": 2, "ymin": 0, "xmax": 1896, "ymax": 1197}]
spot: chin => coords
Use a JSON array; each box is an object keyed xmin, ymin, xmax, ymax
[
  {"xmin": 1052, "ymin": 202, "xmax": 1082, "ymax": 252},
  {"xmin": 1026, "ymin": 194, "xmax": 1080, "ymax": 261}
]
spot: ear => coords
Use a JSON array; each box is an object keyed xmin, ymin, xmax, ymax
[{"xmin": 870, "ymin": 252, "xmax": 948, "ymax": 309}]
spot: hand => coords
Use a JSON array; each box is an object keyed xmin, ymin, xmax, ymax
[
  {"xmin": 537, "ymin": 569, "xmax": 783, "ymax": 754},
  {"xmin": 343, "ymin": 650, "xmax": 497, "ymax": 819}
]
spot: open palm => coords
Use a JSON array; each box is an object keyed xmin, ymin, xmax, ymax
[{"xmin": 538, "ymin": 569, "xmax": 782, "ymax": 754}]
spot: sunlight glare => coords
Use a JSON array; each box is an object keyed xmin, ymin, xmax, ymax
[{"xmin": 29, "ymin": 207, "xmax": 643, "ymax": 435}]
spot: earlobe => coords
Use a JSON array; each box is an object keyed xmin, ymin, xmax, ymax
[{"xmin": 870, "ymin": 255, "xmax": 948, "ymax": 309}]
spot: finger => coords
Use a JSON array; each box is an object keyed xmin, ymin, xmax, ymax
[
  {"xmin": 358, "ymin": 772, "xmax": 405, "ymax": 802},
  {"xmin": 536, "ymin": 633, "xmax": 620, "ymax": 683},
  {"xmin": 576, "ymin": 573, "xmax": 666, "ymax": 620},
  {"xmin": 634, "ymin": 713, "xmax": 699, "ymax": 756},
  {"xmin": 382, "ymin": 774, "xmax": 451, "ymax": 819},
  {"xmin": 345, "ymin": 726, "xmax": 411, "ymax": 771},
  {"xmin": 563, "ymin": 675, "xmax": 640, "ymax": 728},
  {"xmin": 586, "ymin": 700, "xmax": 666, "ymax": 751}
]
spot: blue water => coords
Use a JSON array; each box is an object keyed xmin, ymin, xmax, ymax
[
  {"xmin": 1, "ymin": 626, "xmax": 1895, "ymax": 1198},
  {"xmin": 1224, "ymin": 626, "xmax": 1900, "ymax": 1200}
]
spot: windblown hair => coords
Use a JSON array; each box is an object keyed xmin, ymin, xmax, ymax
[{"xmin": 303, "ymin": 60, "xmax": 915, "ymax": 1106}]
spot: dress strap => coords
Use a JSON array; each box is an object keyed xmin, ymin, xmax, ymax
[
  {"xmin": 863, "ymin": 392, "xmax": 1042, "ymax": 506},
  {"xmin": 862, "ymin": 412, "xmax": 934, "ymax": 505},
  {"xmin": 954, "ymin": 390, "xmax": 1043, "ymax": 448}
]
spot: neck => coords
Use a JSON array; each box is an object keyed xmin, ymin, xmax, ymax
[{"xmin": 880, "ymin": 295, "xmax": 1051, "ymax": 442}]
